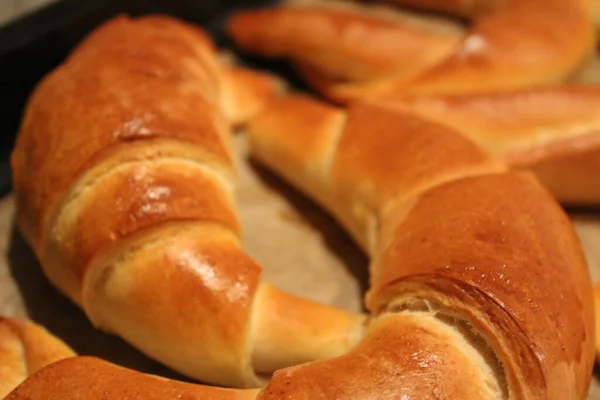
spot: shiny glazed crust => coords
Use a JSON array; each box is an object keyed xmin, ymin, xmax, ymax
[
  {"xmin": 226, "ymin": 0, "xmax": 600, "ymax": 206},
  {"xmin": 9, "ymin": 14, "xmax": 364, "ymax": 389},
  {"xmin": 4, "ymin": 6, "xmax": 597, "ymax": 400},
  {"xmin": 228, "ymin": 0, "xmax": 600, "ymax": 206},
  {"xmin": 371, "ymin": 85, "xmax": 600, "ymax": 205},
  {"xmin": 7, "ymin": 94, "xmax": 595, "ymax": 399},
  {"xmin": 245, "ymin": 96, "xmax": 594, "ymax": 399}
]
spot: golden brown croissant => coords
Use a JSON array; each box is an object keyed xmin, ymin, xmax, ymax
[
  {"xmin": 10, "ymin": 14, "xmax": 365, "ymax": 388},
  {"xmin": 369, "ymin": 85, "xmax": 600, "ymax": 205},
  {"xmin": 5, "ymin": 8, "xmax": 596, "ymax": 400},
  {"xmin": 5, "ymin": 356, "xmax": 261, "ymax": 400},
  {"xmin": 227, "ymin": 0, "xmax": 598, "ymax": 102},
  {"xmin": 227, "ymin": 0, "xmax": 600, "ymax": 206},
  {"xmin": 243, "ymin": 95, "xmax": 596, "ymax": 399},
  {"xmin": 7, "ymin": 92, "xmax": 596, "ymax": 398},
  {"xmin": 0, "ymin": 317, "xmax": 260, "ymax": 399},
  {"xmin": 0, "ymin": 317, "xmax": 75, "ymax": 398}
]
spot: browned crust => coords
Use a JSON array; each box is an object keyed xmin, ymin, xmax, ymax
[
  {"xmin": 331, "ymin": 102, "xmax": 504, "ymax": 245},
  {"xmin": 10, "ymin": 15, "xmax": 363, "ymax": 389},
  {"xmin": 227, "ymin": 7, "xmax": 459, "ymax": 82},
  {"xmin": 373, "ymin": 85, "xmax": 600, "ymax": 204},
  {"xmin": 5, "ymin": 356, "xmax": 260, "ymax": 400},
  {"xmin": 51, "ymin": 160, "xmax": 241, "ymax": 283},
  {"xmin": 244, "ymin": 95, "xmax": 595, "ymax": 399},
  {"xmin": 258, "ymin": 313, "xmax": 503, "ymax": 399},
  {"xmin": 8, "ymin": 6, "xmax": 598, "ymax": 399},
  {"xmin": 0, "ymin": 318, "xmax": 75, "ymax": 398},
  {"xmin": 81, "ymin": 222, "xmax": 262, "ymax": 388},
  {"xmin": 228, "ymin": 0, "xmax": 596, "ymax": 103},
  {"xmin": 370, "ymin": 171, "xmax": 594, "ymax": 398},
  {"xmin": 250, "ymin": 284, "xmax": 366, "ymax": 374},
  {"xmin": 11, "ymin": 18, "xmax": 230, "ymax": 250},
  {"xmin": 221, "ymin": 66, "xmax": 286, "ymax": 126},
  {"xmin": 374, "ymin": 85, "xmax": 600, "ymax": 155},
  {"xmin": 525, "ymin": 143, "xmax": 600, "ymax": 205}
]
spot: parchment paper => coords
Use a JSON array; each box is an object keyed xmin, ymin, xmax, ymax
[{"xmin": 2, "ymin": 2, "xmax": 600, "ymax": 396}]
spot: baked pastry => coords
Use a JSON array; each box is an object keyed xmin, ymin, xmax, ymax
[
  {"xmin": 227, "ymin": 0, "xmax": 600, "ymax": 206},
  {"xmin": 228, "ymin": 0, "xmax": 599, "ymax": 102},
  {"xmin": 10, "ymin": 14, "xmax": 364, "ymax": 388},
  {"xmin": 0, "ymin": 317, "xmax": 74, "ymax": 398},
  {"xmin": 369, "ymin": 86, "xmax": 600, "ymax": 205},
  {"xmin": 5, "ymin": 7, "xmax": 596, "ymax": 400},
  {"xmin": 7, "ymin": 94, "xmax": 596, "ymax": 398}
]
